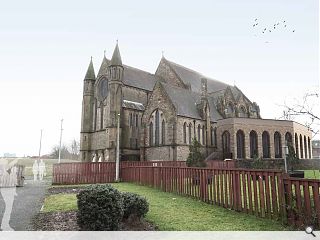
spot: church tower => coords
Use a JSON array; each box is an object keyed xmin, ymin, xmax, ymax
[
  {"xmin": 80, "ymin": 58, "xmax": 96, "ymax": 161},
  {"xmin": 105, "ymin": 43, "xmax": 124, "ymax": 161}
]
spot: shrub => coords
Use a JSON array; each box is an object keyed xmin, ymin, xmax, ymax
[
  {"xmin": 122, "ymin": 192, "xmax": 149, "ymax": 219},
  {"xmin": 76, "ymin": 184, "xmax": 124, "ymax": 230}
]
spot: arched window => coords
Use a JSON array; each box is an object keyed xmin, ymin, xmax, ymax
[
  {"xmin": 198, "ymin": 125, "xmax": 201, "ymax": 143},
  {"xmin": 308, "ymin": 137, "xmax": 311, "ymax": 158},
  {"xmin": 295, "ymin": 133, "xmax": 299, "ymax": 158},
  {"xmin": 149, "ymin": 122, "xmax": 153, "ymax": 146},
  {"xmin": 155, "ymin": 110, "xmax": 160, "ymax": 145},
  {"xmin": 238, "ymin": 106, "xmax": 247, "ymax": 118},
  {"xmin": 136, "ymin": 114, "xmax": 139, "ymax": 127},
  {"xmin": 262, "ymin": 131, "xmax": 270, "ymax": 158},
  {"xmin": 250, "ymin": 130, "xmax": 258, "ymax": 158},
  {"xmin": 162, "ymin": 120, "xmax": 165, "ymax": 145},
  {"xmin": 304, "ymin": 136, "xmax": 308, "ymax": 159},
  {"xmin": 149, "ymin": 109, "xmax": 166, "ymax": 147},
  {"xmin": 222, "ymin": 131, "xmax": 231, "ymax": 159},
  {"xmin": 188, "ymin": 123, "xmax": 192, "ymax": 144},
  {"xmin": 299, "ymin": 134, "xmax": 303, "ymax": 158},
  {"xmin": 183, "ymin": 123, "xmax": 187, "ymax": 144},
  {"xmin": 285, "ymin": 132, "xmax": 293, "ymax": 146},
  {"xmin": 227, "ymin": 103, "xmax": 234, "ymax": 117},
  {"xmin": 274, "ymin": 132, "xmax": 282, "ymax": 158},
  {"xmin": 211, "ymin": 127, "xmax": 214, "ymax": 146},
  {"xmin": 236, "ymin": 130, "xmax": 245, "ymax": 159},
  {"xmin": 202, "ymin": 126, "xmax": 205, "ymax": 145}
]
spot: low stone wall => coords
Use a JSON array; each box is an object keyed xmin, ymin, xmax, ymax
[{"xmin": 234, "ymin": 158, "xmax": 320, "ymax": 170}]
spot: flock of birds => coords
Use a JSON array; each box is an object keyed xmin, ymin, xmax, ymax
[{"xmin": 253, "ymin": 18, "xmax": 295, "ymax": 34}]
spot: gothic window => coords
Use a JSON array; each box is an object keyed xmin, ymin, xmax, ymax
[
  {"xmin": 222, "ymin": 131, "xmax": 231, "ymax": 159},
  {"xmin": 155, "ymin": 110, "xmax": 160, "ymax": 146},
  {"xmin": 236, "ymin": 130, "xmax": 245, "ymax": 159},
  {"xmin": 210, "ymin": 127, "xmax": 214, "ymax": 146},
  {"xmin": 161, "ymin": 120, "xmax": 165, "ymax": 145},
  {"xmin": 262, "ymin": 131, "xmax": 270, "ymax": 158},
  {"xmin": 100, "ymin": 105, "xmax": 104, "ymax": 129},
  {"xmin": 213, "ymin": 127, "xmax": 217, "ymax": 147},
  {"xmin": 250, "ymin": 130, "xmax": 258, "ymax": 158},
  {"xmin": 227, "ymin": 102, "xmax": 234, "ymax": 117},
  {"xmin": 295, "ymin": 133, "xmax": 299, "ymax": 158},
  {"xmin": 299, "ymin": 134, "xmax": 303, "ymax": 158},
  {"xmin": 304, "ymin": 136, "xmax": 308, "ymax": 159},
  {"xmin": 149, "ymin": 122, "xmax": 153, "ymax": 146},
  {"xmin": 188, "ymin": 123, "xmax": 192, "ymax": 144},
  {"xmin": 202, "ymin": 126, "xmax": 205, "ymax": 145},
  {"xmin": 198, "ymin": 125, "xmax": 201, "ymax": 143},
  {"xmin": 238, "ymin": 106, "xmax": 247, "ymax": 118},
  {"xmin": 183, "ymin": 123, "xmax": 187, "ymax": 144},
  {"xmin": 136, "ymin": 114, "xmax": 139, "ymax": 127},
  {"xmin": 274, "ymin": 132, "xmax": 282, "ymax": 158},
  {"xmin": 149, "ymin": 109, "xmax": 166, "ymax": 147}
]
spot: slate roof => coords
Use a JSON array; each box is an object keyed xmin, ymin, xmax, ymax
[
  {"xmin": 97, "ymin": 58, "xmax": 157, "ymax": 91},
  {"xmin": 161, "ymin": 82, "xmax": 223, "ymax": 121},
  {"xmin": 122, "ymin": 100, "xmax": 145, "ymax": 111},
  {"xmin": 164, "ymin": 58, "xmax": 229, "ymax": 93}
]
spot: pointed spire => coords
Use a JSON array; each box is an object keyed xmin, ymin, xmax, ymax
[
  {"xmin": 84, "ymin": 57, "xmax": 96, "ymax": 80},
  {"xmin": 110, "ymin": 41, "xmax": 123, "ymax": 66}
]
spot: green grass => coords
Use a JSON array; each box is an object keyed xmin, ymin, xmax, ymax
[
  {"xmin": 42, "ymin": 194, "xmax": 77, "ymax": 212},
  {"xmin": 44, "ymin": 182, "xmax": 289, "ymax": 231},
  {"xmin": 304, "ymin": 170, "xmax": 320, "ymax": 179}
]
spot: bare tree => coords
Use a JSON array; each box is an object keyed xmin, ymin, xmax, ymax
[
  {"xmin": 281, "ymin": 91, "xmax": 319, "ymax": 137},
  {"xmin": 70, "ymin": 139, "xmax": 80, "ymax": 160}
]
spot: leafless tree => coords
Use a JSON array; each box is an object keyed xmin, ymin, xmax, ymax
[{"xmin": 281, "ymin": 91, "xmax": 319, "ymax": 137}]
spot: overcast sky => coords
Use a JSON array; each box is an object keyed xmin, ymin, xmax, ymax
[{"xmin": 0, "ymin": 0, "xmax": 318, "ymax": 157}]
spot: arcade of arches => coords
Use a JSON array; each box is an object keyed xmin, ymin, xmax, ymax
[{"xmin": 218, "ymin": 118, "xmax": 312, "ymax": 160}]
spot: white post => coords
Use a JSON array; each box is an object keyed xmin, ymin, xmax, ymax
[
  {"xmin": 115, "ymin": 113, "xmax": 120, "ymax": 181},
  {"xmin": 38, "ymin": 129, "xmax": 43, "ymax": 161},
  {"xmin": 58, "ymin": 119, "xmax": 64, "ymax": 164}
]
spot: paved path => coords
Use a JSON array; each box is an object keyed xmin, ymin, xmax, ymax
[{"xmin": 0, "ymin": 179, "xmax": 50, "ymax": 231}]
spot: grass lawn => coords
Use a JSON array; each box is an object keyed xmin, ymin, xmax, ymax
[
  {"xmin": 43, "ymin": 182, "xmax": 289, "ymax": 231},
  {"xmin": 304, "ymin": 170, "xmax": 320, "ymax": 179}
]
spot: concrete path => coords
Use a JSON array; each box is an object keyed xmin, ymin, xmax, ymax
[{"xmin": 0, "ymin": 179, "xmax": 50, "ymax": 231}]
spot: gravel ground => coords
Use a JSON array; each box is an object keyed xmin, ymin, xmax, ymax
[
  {"xmin": 32, "ymin": 211, "xmax": 157, "ymax": 231},
  {"xmin": 0, "ymin": 179, "xmax": 50, "ymax": 231}
]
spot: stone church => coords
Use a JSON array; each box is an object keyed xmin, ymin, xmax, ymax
[{"xmin": 80, "ymin": 44, "xmax": 312, "ymax": 162}]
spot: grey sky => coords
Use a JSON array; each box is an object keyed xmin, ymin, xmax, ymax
[{"xmin": 0, "ymin": 0, "xmax": 318, "ymax": 157}]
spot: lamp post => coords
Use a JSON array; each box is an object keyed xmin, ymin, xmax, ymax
[
  {"xmin": 115, "ymin": 113, "xmax": 120, "ymax": 182},
  {"xmin": 58, "ymin": 119, "xmax": 63, "ymax": 164}
]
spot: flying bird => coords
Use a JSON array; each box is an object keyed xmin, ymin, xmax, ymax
[
  {"xmin": 255, "ymin": 18, "xmax": 258, "ymax": 21},
  {"xmin": 293, "ymin": 30, "xmax": 295, "ymax": 32},
  {"xmin": 284, "ymin": 25, "xmax": 287, "ymax": 27}
]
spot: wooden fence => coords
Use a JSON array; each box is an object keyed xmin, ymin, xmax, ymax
[
  {"xmin": 52, "ymin": 161, "xmax": 320, "ymax": 229},
  {"xmin": 122, "ymin": 166, "xmax": 320, "ymax": 229},
  {"xmin": 52, "ymin": 161, "xmax": 186, "ymax": 184},
  {"xmin": 53, "ymin": 162, "xmax": 116, "ymax": 185}
]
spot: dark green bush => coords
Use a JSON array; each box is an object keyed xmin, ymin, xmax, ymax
[
  {"xmin": 122, "ymin": 192, "xmax": 149, "ymax": 219},
  {"xmin": 76, "ymin": 184, "xmax": 124, "ymax": 230},
  {"xmin": 186, "ymin": 138, "xmax": 206, "ymax": 167}
]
